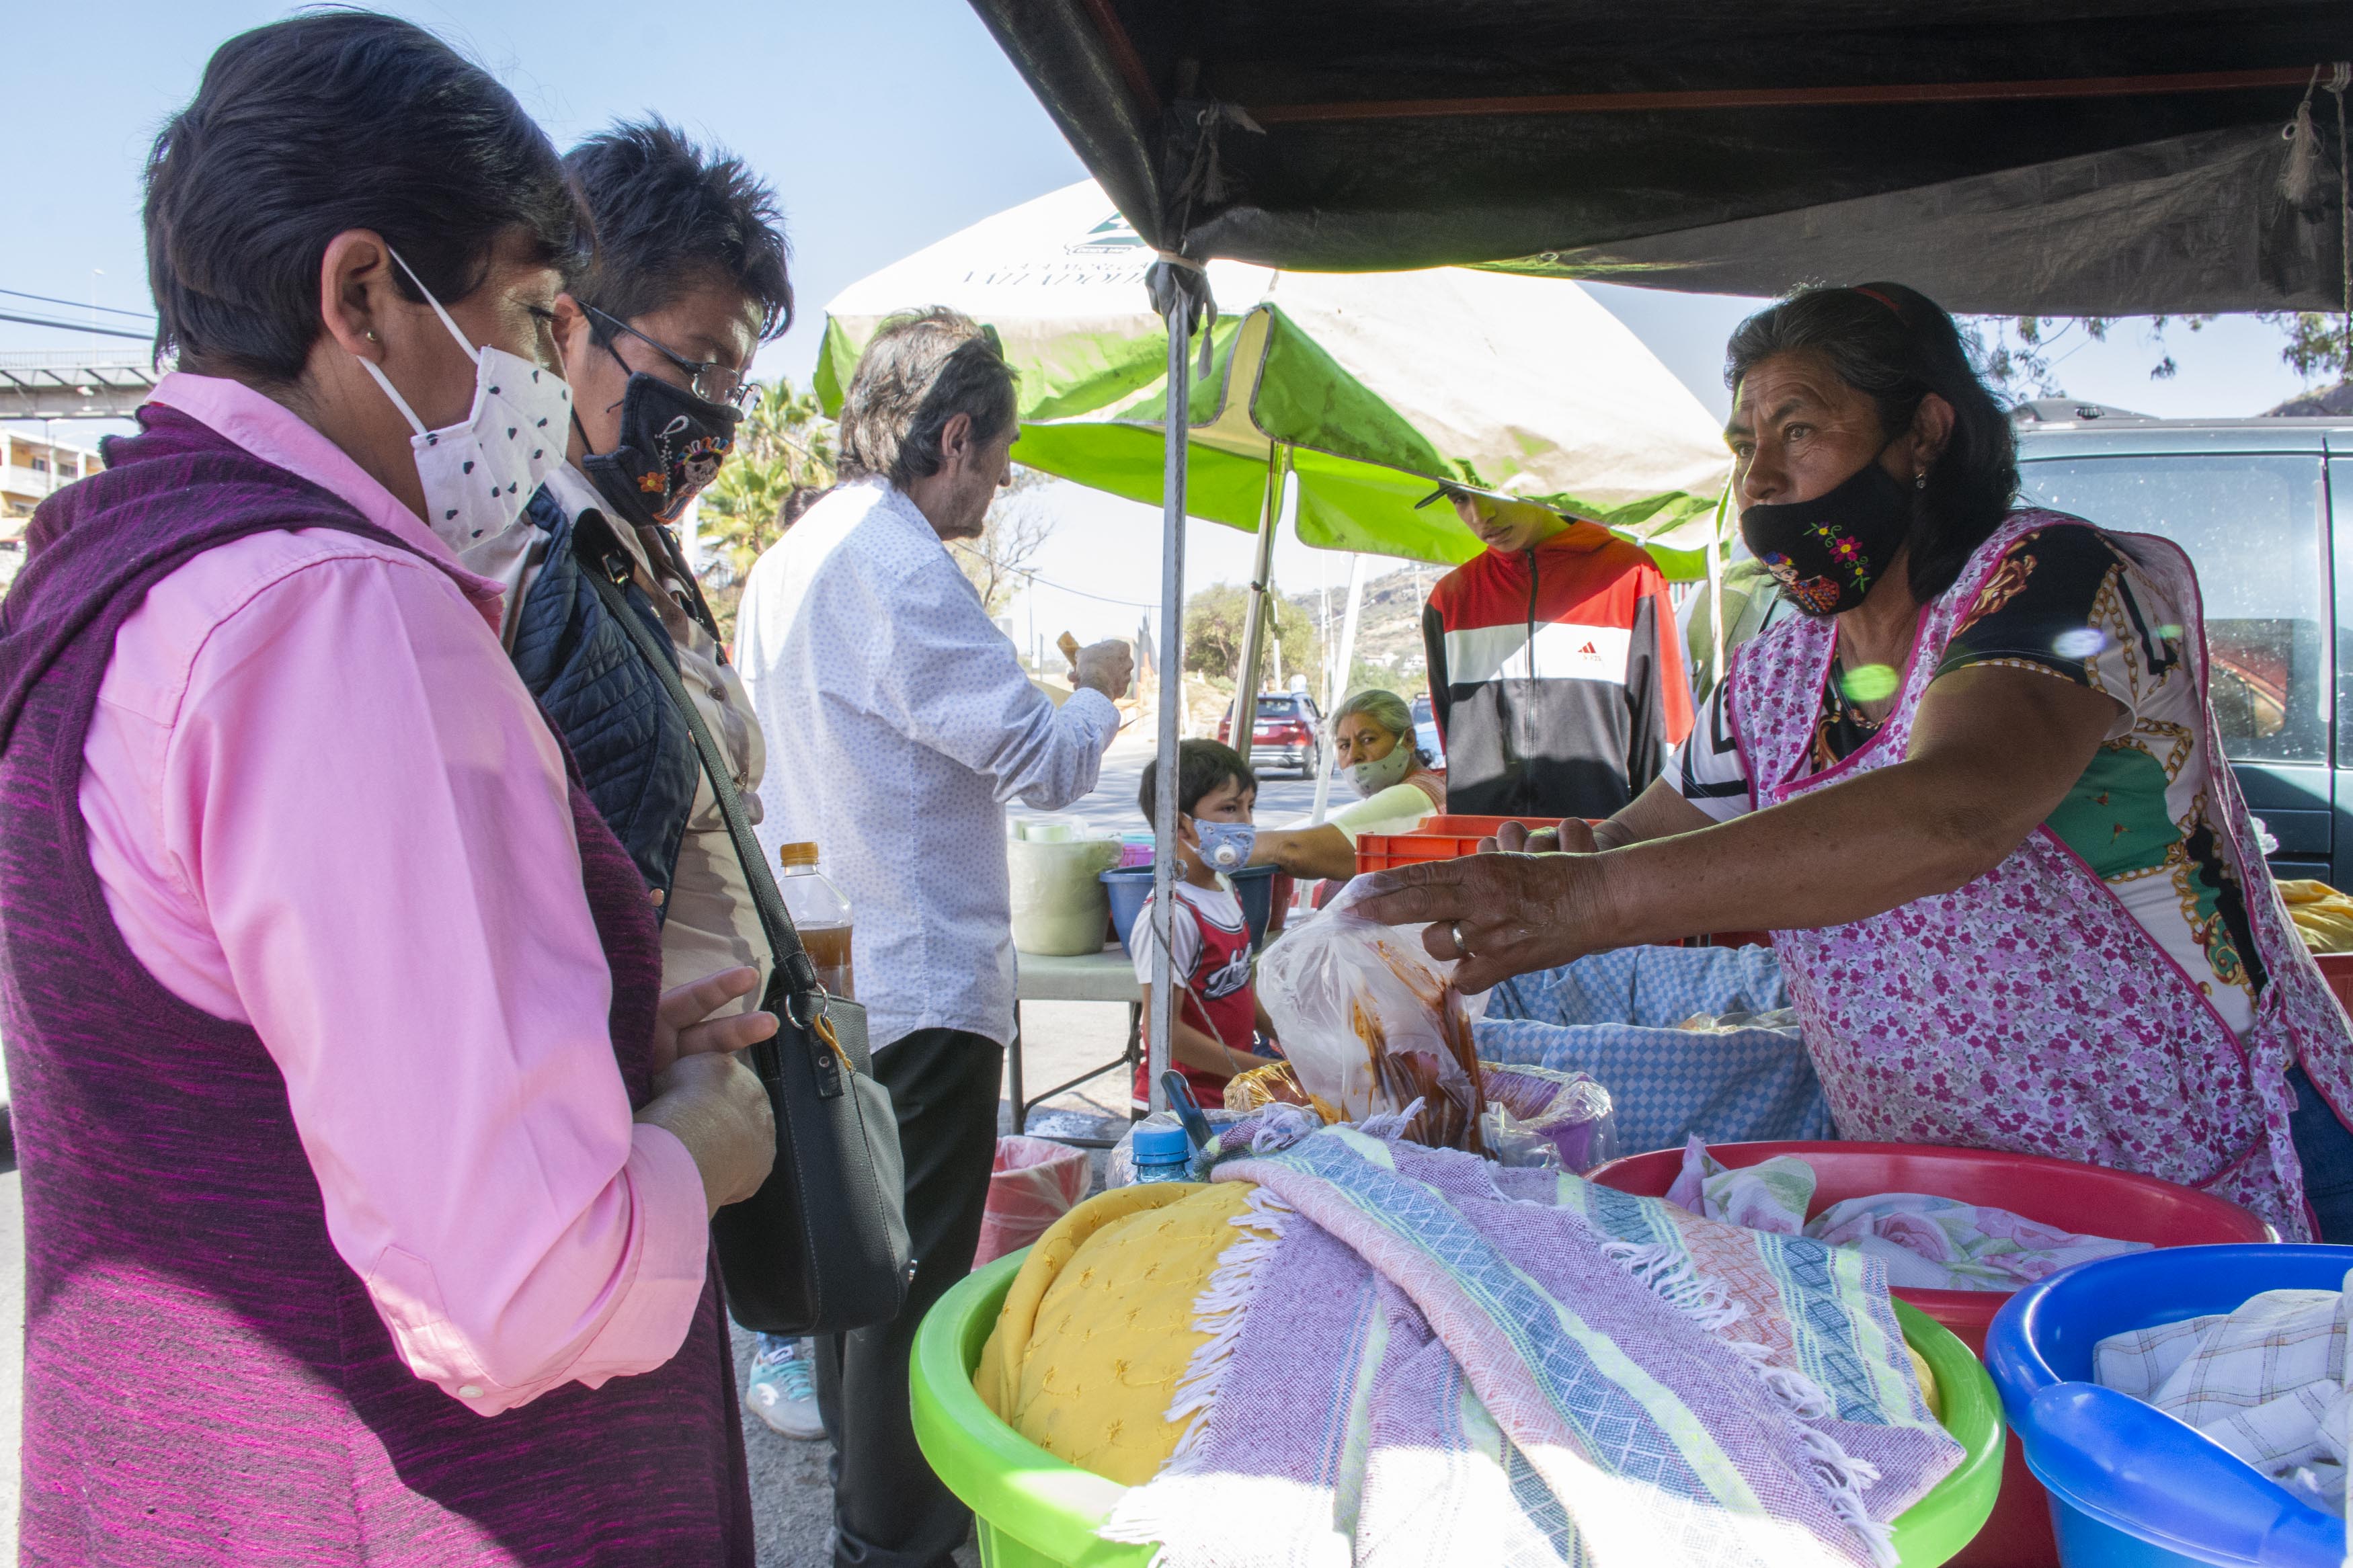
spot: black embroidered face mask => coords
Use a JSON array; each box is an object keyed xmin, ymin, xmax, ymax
[
  {"xmin": 1738, "ymin": 451, "xmax": 1915, "ymax": 617},
  {"xmin": 579, "ymin": 372, "xmax": 742, "ymax": 528}
]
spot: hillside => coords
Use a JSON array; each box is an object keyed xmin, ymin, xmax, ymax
[{"xmin": 1285, "ymin": 562, "xmax": 1438, "ymax": 695}]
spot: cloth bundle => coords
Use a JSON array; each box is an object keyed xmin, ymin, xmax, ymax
[
  {"xmin": 1224, "ymin": 1058, "xmax": 1620, "ymax": 1172},
  {"xmin": 2096, "ymin": 1275, "xmax": 2353, "ymax": 1516},
  {"xmin": 1476, "ymin": 946, "xmax": 1835, "ymax": 1153},
  {"xmin": 1089, "ymin": 1118, "xmax": 1961, "ymax": 1568},
  {"xmin": 1665, "ymin": 1138, "xmax": 2149, "ymax": 1291},
  {"xmin": 2280, "ymin": 880, "xmax": 2353, "ymax": 956}
]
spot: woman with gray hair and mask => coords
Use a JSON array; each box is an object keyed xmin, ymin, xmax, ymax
[
  {"xmin": 1248, "ymin": 687, "xmax": 1446, "ymax": 900},
  {"xmin": 1357, "ymin": 281, "xmax": 2353, "ymax": 1243}
]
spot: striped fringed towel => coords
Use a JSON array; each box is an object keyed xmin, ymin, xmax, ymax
[{"xmin": 1104, "ymin": 1124, "xmax": 1960, "ymax": 1568}]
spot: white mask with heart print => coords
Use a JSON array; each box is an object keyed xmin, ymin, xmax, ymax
[{"xmin": 355, "ymin": 247, "xmax": 570, "ymax": 551}]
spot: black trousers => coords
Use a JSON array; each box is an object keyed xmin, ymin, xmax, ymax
[{"xmin": 815, "ymin": 1026, "xmax": 1004, "ymax": 1568}]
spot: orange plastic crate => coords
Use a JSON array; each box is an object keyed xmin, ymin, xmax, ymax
[{"xmin": 1354, "ymin": 814, "xmax": 1565, "ymax": 874}]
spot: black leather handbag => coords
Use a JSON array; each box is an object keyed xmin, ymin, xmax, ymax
[{"xmin": 573, "ymin": 508, "xmax": 911, "ymax": 1335}]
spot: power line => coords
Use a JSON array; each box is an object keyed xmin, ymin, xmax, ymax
[
  {"xmin": 945, "ymin": 540, "xmax": 1159, "ymax": 610},
  {"xmin": 0, "ymin": 287, "xmax": 154, "ymax": 321},
  {"xmin": 1019, "ymin": 572, "xmax": 1159, "ymax": 610},
  {"xmin": 0, "ymin": 309, "xmax": 153, "ymax": 342}
]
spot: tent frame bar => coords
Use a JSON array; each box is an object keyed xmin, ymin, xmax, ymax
[
  {"xmin": 1076, "ymin": 0, "xmax": 1161, "ymax": 116},
  {"xmin": 1249, "ymin": 63, "xmax": 2329, "ymax": 125}
]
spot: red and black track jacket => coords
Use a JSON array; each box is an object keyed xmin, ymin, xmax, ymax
[{"xmin": 1421, "ymin": 523, "xmax": 1693, "ymax": 819}]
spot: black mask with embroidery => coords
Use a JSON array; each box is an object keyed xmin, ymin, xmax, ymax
[
  {"xmin": 1738, "ymin": 453, "xmax": 1914, "ymax": 617},
  {"xmin": 579, "ymin": 371, "xmax": 742, "ymax": 529}
]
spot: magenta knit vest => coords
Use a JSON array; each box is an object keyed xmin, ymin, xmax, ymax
[{"xmin": 0, "ymin": 406, "xmax": 751, "ymax": 1565}]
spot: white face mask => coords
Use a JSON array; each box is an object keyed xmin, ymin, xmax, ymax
[
  {"xmin": 1343, "ymin": 741, "xmax": 1413, "ymax": 798},
  {"xmin": 355, "ymin": 247, "xmax": 570, "ymax": 550}
]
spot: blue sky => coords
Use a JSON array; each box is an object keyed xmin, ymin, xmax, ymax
[{"xmin": 7, "ymin": 1, "xmax": 2335, "ymax": 643}]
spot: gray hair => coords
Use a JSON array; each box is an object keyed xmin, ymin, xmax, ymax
[
  {"xmin": 836, "ymin": 306, "xmax": 1019, "ymax": 491},
  {"xmin": 1333, "ymin": 688, "xmax": 1431, "ymax": 766}
]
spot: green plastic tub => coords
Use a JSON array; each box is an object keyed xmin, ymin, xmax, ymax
[{"xmin": 912, "ymin": 1248, "xmax": 2007, "ymax": 1568}]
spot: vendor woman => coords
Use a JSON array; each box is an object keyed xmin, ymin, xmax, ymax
[
  {"xmin": 1361, "ymin": 282, "xmax": 2353, "ymax": 1241},
  {"xmin": 1247, "ymin": 688, "xmax": 1445, "ymax": 895}
]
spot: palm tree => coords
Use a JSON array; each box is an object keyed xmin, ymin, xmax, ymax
[{"xmin": 697, "ymin": 376, "xmax": 836, "ymax": 639}]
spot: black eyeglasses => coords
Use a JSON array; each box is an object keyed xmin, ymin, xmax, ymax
[{"xmin": 584, "ymin": 303, "xmax": 757, "ymax": 411}]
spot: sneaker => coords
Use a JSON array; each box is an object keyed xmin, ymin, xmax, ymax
[{"xmin": 746, "ymin": 1333, "xmax": 823, "ymax": 1440}]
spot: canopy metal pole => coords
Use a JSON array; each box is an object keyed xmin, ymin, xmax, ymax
[
  {"xmin": 1147, "ymin": 284, "xmax": 1195, "ymax": 1118},
  {"xmin": 1308, "ymin": 550, "xmax": 1369, "ymax": 825},
  {"xmin": 1228, "ymin": 445, "xmax": 1283, "ymax": 747}
]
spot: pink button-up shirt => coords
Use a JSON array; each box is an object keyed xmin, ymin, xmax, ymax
[{"xmin": 75, "ymin": 373, "xmax": 709, "ymax": 1415}]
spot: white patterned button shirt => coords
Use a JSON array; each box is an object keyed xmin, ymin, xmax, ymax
[{"xmin": 735, "ymin": 477, "xmax": 1119, "ymax": 1049}]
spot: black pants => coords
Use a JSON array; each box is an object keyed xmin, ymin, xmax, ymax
[{"xmin": 815, "ymin": 1026, "xmax": 1004, "ymax": 1568}]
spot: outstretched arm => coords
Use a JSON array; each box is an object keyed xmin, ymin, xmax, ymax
[{"xmin": 1358, "ymin": 664, "xmax": 2120, "ymax": 990}]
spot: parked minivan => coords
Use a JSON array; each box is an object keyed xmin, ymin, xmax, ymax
[{"xmin": 2012, "ymin": 401, "xmax": 2350, "ymax": 886}]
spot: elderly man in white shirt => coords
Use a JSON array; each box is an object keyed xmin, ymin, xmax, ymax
[{"xmin": 735, "ymin": 306, "xmax": 1130, "ymax": 1568}]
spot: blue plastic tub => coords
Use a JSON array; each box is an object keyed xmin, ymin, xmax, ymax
[
  {"xmin": 1984, "ymin": 1244, "xmax": 2352, "ymax": 1568},
  {"xmin": 1102, "ymin": 863, "xmax": 1277, "ymax": 954}
]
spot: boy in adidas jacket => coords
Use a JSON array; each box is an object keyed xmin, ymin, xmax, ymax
[{"xmin": 1420, "ymin": 485, "xmax": 1693, "ymax": 819}]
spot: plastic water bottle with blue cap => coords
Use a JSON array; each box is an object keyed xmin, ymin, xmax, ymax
[{"xmin": 1129, "ymin": 1124, "xmax": 1196, "ymax": 1186}]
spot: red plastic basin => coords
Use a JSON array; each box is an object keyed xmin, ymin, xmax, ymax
[{"xmin": 1588, "ymin": 1140, "xmax": 2272, "ymax": 1568}]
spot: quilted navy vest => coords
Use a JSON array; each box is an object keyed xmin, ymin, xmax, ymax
[{"xmin": 508, "ymin": 485, "xmax": 699, "ymax": 914}]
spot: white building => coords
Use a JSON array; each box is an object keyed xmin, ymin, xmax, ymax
[{"xmin": 2, "ymin": 429, "xmax": 100, "ymax": 518}]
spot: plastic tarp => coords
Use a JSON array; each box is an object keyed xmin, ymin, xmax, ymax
[
  {"xmin": 963, "ymin": 0, "xmax": 2350, "ymax": 317},
  {"xmin": 815, "ymin": 180, "xmax": 1730, "ymax": 572}
]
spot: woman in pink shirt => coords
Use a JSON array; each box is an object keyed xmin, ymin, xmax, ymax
[{"xmin": 0, "ymin": 14, "xmax": 775, "ymax": 1563}]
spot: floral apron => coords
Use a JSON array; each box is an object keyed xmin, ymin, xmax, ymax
[{"xmin": 1728, "ymin": 508, "xmax": 2353, "ymax": 1239}]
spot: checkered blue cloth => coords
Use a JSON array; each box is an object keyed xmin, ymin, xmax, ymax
[{"xmin": 1474, "ymin": 944, "xmax": 1837, "ymax": 1155}]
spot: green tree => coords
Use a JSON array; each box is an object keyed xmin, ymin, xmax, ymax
[
  {"xmin": 1183, "ymin": 581, "xmax": 1322, "ymax": 687},
  {"xmin": 2258, "ymin": 312, "xmax": 2353, "ymax": 384},
  {"xmin": 1966, "ymin": 311, "xmax": 2353, "ymax": 402},
  {"xmin": 697, "ymin": 376, "xmax": 835, "ymax": 639}
]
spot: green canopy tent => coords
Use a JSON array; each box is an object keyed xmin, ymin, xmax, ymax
[{"xmin": 816, "ymin": 179, "xmax": 1729, "ymax": 576}]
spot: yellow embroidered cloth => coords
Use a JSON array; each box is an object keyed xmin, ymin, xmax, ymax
[{"xmin": 975, "ymin": 1181, "xmax": 1267, "ymax": 1484}]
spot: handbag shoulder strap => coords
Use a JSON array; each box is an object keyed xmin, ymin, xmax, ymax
[{"xmin": 567, "ymin": 506, "xmax": 827, "ymax": 1022}]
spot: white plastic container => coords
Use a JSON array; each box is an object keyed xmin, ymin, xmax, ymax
[{"xmin": 1008, "ymin": 834, "xmax": 1119, "ymax": 956}]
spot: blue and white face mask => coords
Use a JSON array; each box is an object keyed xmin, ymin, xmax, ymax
[
  {"xmin": 1193, "ymin": 821, "xmax": 1257, "ymax": 874},
  {"xmin": 354, "ymin": 246, "xmax": 569, "ymax": 550}
]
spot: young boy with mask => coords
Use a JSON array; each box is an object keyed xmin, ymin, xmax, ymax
[{"xmin": 1129, "ymin": 741, "xmax": 1283, "ymax": 1111}]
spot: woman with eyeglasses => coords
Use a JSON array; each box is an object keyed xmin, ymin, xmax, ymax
[
  {"xmin": 0, "ymin": 16, "xmax": 779, "ymax": 1561},
  {"xmin": 490, "ymin": 122, "xmax": 822, "ymax": 1442}
]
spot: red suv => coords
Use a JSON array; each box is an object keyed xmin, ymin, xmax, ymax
[{"xmin": 1215, "ymin": 692, "xmax": 1323, "ymax": 777}]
